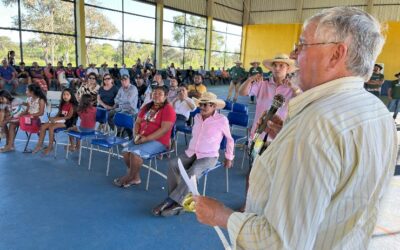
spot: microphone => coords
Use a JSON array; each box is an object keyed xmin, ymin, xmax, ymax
[
  {"xmin": 253, "ymin": 94, "xmax": 285, "ymax": 139},
  {"xmin": 249, "ymin": 94, "xmax": 285, "ymax": 158}
]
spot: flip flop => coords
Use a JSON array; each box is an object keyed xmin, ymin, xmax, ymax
[
  {"xmin": 0, "ymin": 147, "xmax": 14, "ymax": 153},
  {"xmin": 113, "ymin": 178, "xmax": 141, "ymax": 188}
]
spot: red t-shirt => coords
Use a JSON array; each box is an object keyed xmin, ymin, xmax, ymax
[
  {"xmin": 78, "ymin": 106, "xmax": 96, "ymax": 129},
  {"xmin": 60, "ymin": 102, "xmax": 75, "ymax": 128},
  {"xmin": 61, "ymin": 102, "xmax": 73, "ymax": 117},
  {"xmin": 138, "ymin": 103, "xmax": 176, "ymax": 148}
]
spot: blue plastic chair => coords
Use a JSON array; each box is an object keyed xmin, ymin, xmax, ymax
[
  {"xmin": 65, "ymin": 108, "xmax": 110, "ymax": 165},
  {"xmin": 53, "ymin": 127, "xmax": 66, "ymax": 158},
  {"xmin": 200, "ymin": 136, "xmax": 229, "ymax": 194},
  {"xmin": 175, "ymin": 108, "xmax": 200, "ymax": 148},
  {"xmin": 142, "ymin": 124, "xmax": 176, "ymax": 191},
  {"xmin": 227, "ymin": 111, "xmax": 249, "ymax": 169},
  {"xmin": 95, "ymin": 107, "xmax": 109, "ymax": 134},
  {"xmin": 88, "ymin": 112, "xmax": 134, "ymax": 176},
  {"xmin": 223, "ymin": 100, "xmax": 233, "ymax": 112},
  {"xmin": 232, "ymin": 103, "xmax": 248, "ymax": 114}
]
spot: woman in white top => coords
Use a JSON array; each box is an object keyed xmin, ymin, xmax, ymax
[{"xmin": 171, "ymin": 84, "xmax": 196, "ymax": 127}]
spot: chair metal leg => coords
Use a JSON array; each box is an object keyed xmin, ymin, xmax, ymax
[
  {"xmin": 241, "ymin": 147, "xmax": 246, "ymax": 170},
  {"xmin": 54, "ymin": 137, "xmax": 57, "ymax": 158},
  {"xmin": 175, "ymin": 133, "xmax": 179, "ymax": 156},
  {"xmin": 66, "ymin": 139, "xmax": 70, "ymax": 159},
  {"xmin": 78, "ymin": 139, "xmax": 83, "ymax": 166},
  {"xmin": 23, "ymin": 133, "xmax": 32, "ymax": 153},
  {"xmin": 146, "ymin": 158, "xmax": 152, "ymax": 191},
  {"xmin": 88, "ymin": 144, "xmax": 93, "ymax": 170},
  {"xmin": 226, "ymin": 168, "xmax": 229, "ymax": 193},
  {"xmin": 106, "ymin": 148, "xmax": 111, "ymax": 176},
  {"xmin": 203, "ymin": 175, "xmax": 207, "ymax": 195}
]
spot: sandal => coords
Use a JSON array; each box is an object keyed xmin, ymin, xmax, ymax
[
  {"xmin": 0, "ymin": 147, "xmax": 15, "ymax": 153},
  {"xmin": 113, "ymin": 178, "xmax": 141, "ymax": 188}
]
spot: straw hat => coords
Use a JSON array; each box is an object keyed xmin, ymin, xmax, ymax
[
  {"xmin": 192, "ymin": 92, "xmax": 225, "ymax": 109},
  {"xmin": 262, "ymin": 53, "xmax": 297, "ymax": 73},
  {"xmin": 234, "ymin": 60, "xmax": 242, "ymax": 65},
  {"xmin": 250, "ymin": 60, "xmax": 260, "ymax": 65},
  {"xmin": 374, "ymin": 64, "xmax": 383, "ymax": 70}
]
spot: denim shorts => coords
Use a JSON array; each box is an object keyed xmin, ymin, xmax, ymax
[
  {"xmin": 122, "ymin": 140, "xmax": 166, "ymax": 158},
  {"xmin": 78, "ymin": 126, "xmax": 95, "ymax": 133}
]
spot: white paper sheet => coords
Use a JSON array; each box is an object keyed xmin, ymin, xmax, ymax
[{"xmin": 177, "ymin": 158, "xmax": 232, "ymax": 250}]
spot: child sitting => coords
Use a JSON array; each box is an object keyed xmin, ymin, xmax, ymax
[
  {"xmin": 0, "ymin": 90, "xmax": 24, "ymax": 140},
  {"xmin": 68, "ymin": 94, "xmax": 96, "ymax": 151},
  {"xmin": 1, "ymin": 84, "xmax": 46, "ymax": 153},
  {"xmin": 32, "ymin": 88, "xmax": 78, "ymax": 155}
]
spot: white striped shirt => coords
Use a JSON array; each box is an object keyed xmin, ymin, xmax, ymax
[{"xmin": 227, "ymin": 77, "xmax": 397, "ymax": 250}]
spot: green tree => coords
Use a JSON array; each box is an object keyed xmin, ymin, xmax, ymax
[
  {"xmin": 1, "ymin": 0, "xmax": 118, "ymax": 66},
  {"xmin": 166, "ymin": 14, "xmax": 225, "ymax": 69}
]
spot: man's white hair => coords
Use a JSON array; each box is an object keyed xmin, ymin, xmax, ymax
[{"xmin": 304, "ymin": 7, "xmax": 385, "ymax": 81}]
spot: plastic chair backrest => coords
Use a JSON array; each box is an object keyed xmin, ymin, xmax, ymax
[
  {"xmin": 223, "ymin": 100, "xmax": 233, "ymax": 111},
  {"xmin": 46, "ymin": 91, "xmax": 62, "ymax": 114},
  {"xmin": 46, "ymin": 91, "xmax": 62, "ymax": 105},
  {"xmin": 113, "ymin": 112, "xmax": 134, "ymax": 129},
  {"xmin": 220, "ymin": 136, "xmax": 227, "ymax": 151},
  {"xmin": 232, "ymin": 103, "xmax": 248, "ymax": 114},
  {"xmin": 190, "ymin": 108, "xmax": 201, "ymax": 118},
  {"xmin": 188, "ymin": 108, "xmax": 201, "ymax": 126},
  {"xmin": 96, "ymin": 107, "xmax": 108, "ymax": 123},
  {"xmin": 227, "ymin": 111, "xmax": 249, "ymax": 128},
  {"xmin": 171, "ymin": 123, "xmax": 177, "ymax": 139}
]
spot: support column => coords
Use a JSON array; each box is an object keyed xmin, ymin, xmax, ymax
[
  {"xmin": 205, "ymin": 17, "xmax": 213, "ymax": 70},
  {"xmin": 205, "ymin": 0, "xmax": 214, "ymax": 70},
  {"xmin": 155, "ymin": 0, "xmax": 164, "ymax": 69},
  {"xmin": 241, "ymin": 0, "xmax": 251, "ymax": 63},
  {"xmin": 76, "ymin": 0, "xmax": 86, "ymax": 66},
  {"xmin": 367, "ymin": 0, "xmax": 374, "ymax": 15}
]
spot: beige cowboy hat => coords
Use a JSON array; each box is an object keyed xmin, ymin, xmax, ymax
[
  {"xmin": 234, "ymin": 60, "xmax": 242, "ymax": 65},
  {"xmin": 262, "ymin": 53, "xmax": 297, "ymax": 73},
  {"xmin": 250, "ymin": 60, "xmax": 260, "ymax": 65},
  {"xmin": 192, "ymin": 92, "xmax": 226, "ymax": 110}
]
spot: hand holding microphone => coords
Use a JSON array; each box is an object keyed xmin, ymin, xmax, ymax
[
  {"xmin": 249, "ymin": 94, "xmax": 285, "ymax": 158},
  {"xmin": 256, "ymin": 113, "xmax": 283, "ymax": 140},
  {"xmin": 253, "ymin": 94, "xmax": 285, "ymax": 139}
]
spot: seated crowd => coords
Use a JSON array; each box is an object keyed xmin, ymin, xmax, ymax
[{"xmin": 0, "ymin": 58, "xmax": 235, "ymax": 217}]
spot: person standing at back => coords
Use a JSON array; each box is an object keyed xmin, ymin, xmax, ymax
[
  {"xmin": 365, "ymin": 63, "xmax": 384, "ymax": 96},
  {"xmin": 227, "ymin": 61, "xmax": 246, "ymax": 102},
  {"xmin": 247, "ymin": 60, "xmax": 263, "ymax": 104}
]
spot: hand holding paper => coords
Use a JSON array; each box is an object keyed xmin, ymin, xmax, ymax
[{"xmin": 177, "ymin": 158, "xmax": 232, "ymax": 250}]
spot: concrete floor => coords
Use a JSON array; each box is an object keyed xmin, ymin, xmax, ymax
[{"xmin": 0, "ymin": 84, "xmax": 399, "ymax": 249}]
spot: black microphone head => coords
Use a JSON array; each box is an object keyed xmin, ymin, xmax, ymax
[{"xmin": 271, "ymin": 94, "xmax": 285, "ymax": 110}]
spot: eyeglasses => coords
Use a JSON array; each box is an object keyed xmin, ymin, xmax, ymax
[
  {"xmin": 103, "ymin": 78, "xmax": 111, "ymax": 81},
  {"xmin": 294, "ymin": 41, "xmax": 341, "ymax": 54},
  {"xmin": 199, "ymin": 103, "xmax": 214, "ymax": 107},
  {"xmin": 88, "ymin": 77, "xmax": 96, "ymax": 80}
]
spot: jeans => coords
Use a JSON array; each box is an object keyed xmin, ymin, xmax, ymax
[{"xmin": 388, "ymin": 99, "xmax": 400, "ymax": 119}]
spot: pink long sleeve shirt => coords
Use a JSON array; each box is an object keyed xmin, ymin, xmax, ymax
[{"xmin": 185, "ymin": 112, "xmax": 234, "ymax": 160}]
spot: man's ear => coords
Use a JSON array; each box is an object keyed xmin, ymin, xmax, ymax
[{"xmin": 329, "ymin": 43, "xmax": 348, "ymax": 68}]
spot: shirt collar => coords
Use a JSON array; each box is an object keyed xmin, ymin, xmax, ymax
[{"xmin": 288, "ymin": 76, "xmax": 364, "ymax": 119}]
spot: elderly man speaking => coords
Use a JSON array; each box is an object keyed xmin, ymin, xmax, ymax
[{"xmin": 194, "ymin": 7, "xmax": 397, "ymax": 250}]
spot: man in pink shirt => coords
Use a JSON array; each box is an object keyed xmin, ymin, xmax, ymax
[
  {"xmin": 152, "ymin": 92, "xmax": 234, "ymax": 217},
  {"xmin": 239, "ymin": 53, "xmax": 301, "ymax": 140}
]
